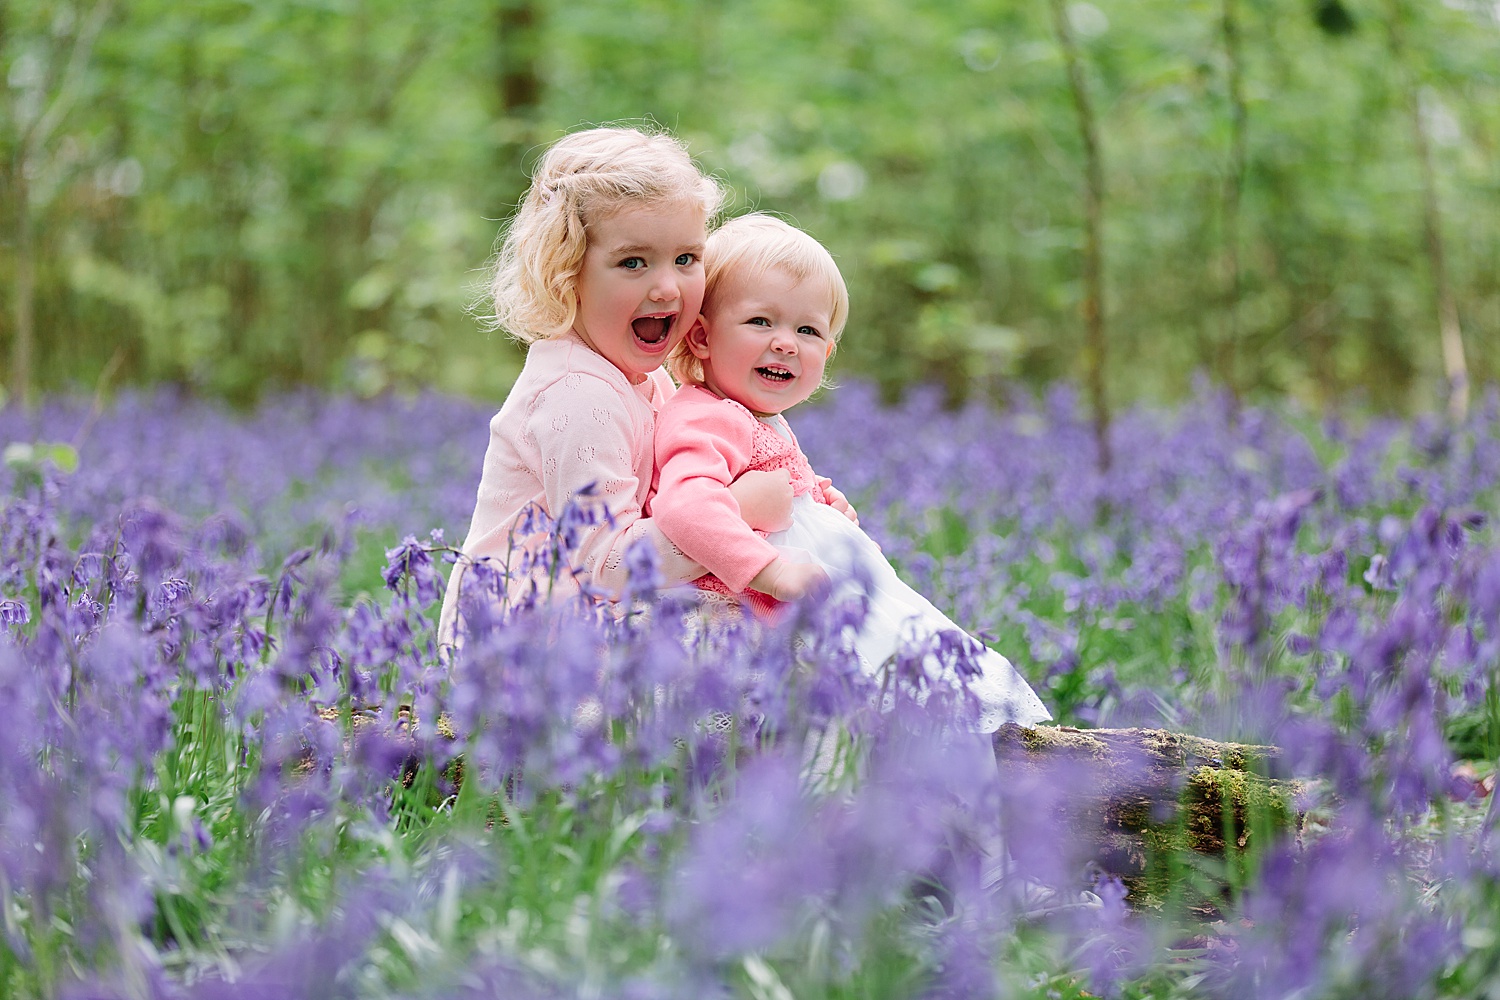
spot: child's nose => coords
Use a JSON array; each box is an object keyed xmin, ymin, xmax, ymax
[
  {"xmin": 770, "ymin": 327, "xmax": 798, "ymax": 352},
  {"xmin": 648, "ymin": 272, "xmax": 679, "ymax": 302}
]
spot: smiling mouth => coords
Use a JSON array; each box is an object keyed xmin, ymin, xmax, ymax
[
  {"xmin": 631, "ymin": 314, "xmax": 675, "ymax": 346},
  {"xmin": 756, "ymin": 365, "xmax": 795, "ymax": 382}
]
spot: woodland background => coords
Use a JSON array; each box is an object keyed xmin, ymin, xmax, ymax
[
  {"xmin": 5, "ymin": 6, "xmax": 1500, "ymax": 995},
  {"xmin": 3, "ymin": 0, "xmax": 1498, "ymax": 413}
]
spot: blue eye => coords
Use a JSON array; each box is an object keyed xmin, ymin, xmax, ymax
[
  {"xmin": 619, "ymin": 257, "xmax": 645, "ymax": 270},
  {"xmin": 748, "ymin": 317, "xmax": 771, "ymax": 327},
  {"xmin": 799, "ymin": 326, "xmax": 824, "ymax": 338},
  {"xmin": 675, "ymin": 253, "xmax": 696, "ymax": 266}
]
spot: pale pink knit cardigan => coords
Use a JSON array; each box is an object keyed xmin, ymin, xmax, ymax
[{"xmin": 438, "ymin": 331, "xmax": 704, "ymax": 642}]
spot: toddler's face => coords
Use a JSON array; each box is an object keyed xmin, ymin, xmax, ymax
[
  {"xmin": 572, "ymin": 201, "xmax": 706, "ymax": 383},
  {"xmin": 688, "ymin": 266, "xmax": 833, "ymax": 416}
]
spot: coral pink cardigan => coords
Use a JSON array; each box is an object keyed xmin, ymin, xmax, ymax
[
  {"xmin": 650, "ymin": 385, "xmax": 833, "ymax": 616},
  {"xmin": 439, "ymin": 332, "xmax": 704, "ymax": 640}
]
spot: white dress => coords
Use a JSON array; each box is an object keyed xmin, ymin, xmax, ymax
[{"xmin": 762, "ymin": 422, "xmax": 1051, "ymax": 734}]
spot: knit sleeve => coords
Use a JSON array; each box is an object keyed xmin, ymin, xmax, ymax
[
  {"xmin": 652, "ymin": 396, "xmax": 781, "ymax": 594},
  {"xmin": 525, "ymin": 372, "xmax": 703, "ymax": 595}
]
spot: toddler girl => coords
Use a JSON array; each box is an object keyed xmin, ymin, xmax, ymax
[
  {"xmin": 439, "ymin": 128, "xmax": 789, "ymax": 643},
  {"xmin": 650, "ymin": 214, "xmax": 1050, "ymax": 733}
]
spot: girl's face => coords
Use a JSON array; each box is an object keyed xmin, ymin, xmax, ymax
[
  {"xmin": 572, "ymin": 201, "xmax": 707, "ymax": 384},
  {"xmin": 687, "ymin": 266, "xmax": 833, "ymax": 416}
]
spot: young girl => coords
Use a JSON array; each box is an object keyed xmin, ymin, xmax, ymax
[
  {"xmin": 650, "ymin": 214, "xmax": 1050, "ymax": 733},
  {"xmin": 438, "ymin": 128, "xmax": 790, "ymax": 643}
]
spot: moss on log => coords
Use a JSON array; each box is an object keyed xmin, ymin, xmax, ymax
[{"xmin": 993, "ymin": 724, "xmax": 1306, "ymax": 910}]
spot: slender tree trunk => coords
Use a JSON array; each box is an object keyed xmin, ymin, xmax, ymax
[
  {"xmin": 2, "ymin": 0, "xmax": 34, "ymax": 409},
  {"xmin": 1385, "ymin": 0, "xmax": 1469, "ymax": 423},
  {"xmin": 1048, "ymin": 0, "xmax": 1111, "ymax": 473},
  {"xmin": 5, "ymin": 0, "xmax": 114, "ymax": 408},
  {"xmin": 1219, "ymin": 0, "xmax": 1248, "ymax": 403},
  {"xmin": 0, "ymin": 1, "xmax": 11, "ymax": 407},
  {"xmin": 11, "ymin": 166, "xmax": 35, "ymax": 409},
  {"xmin": 495, "ymin": 0, "xmax": 542, "ymax": 215},
  {"xmin": 499, "ymin": 0, "xmax": 542, "ymax": 116}
]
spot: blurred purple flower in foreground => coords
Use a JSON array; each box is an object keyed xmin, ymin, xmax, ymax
[{"xmin": 0, "ymin": 382, "xmax": 1496, "ymax": 997}]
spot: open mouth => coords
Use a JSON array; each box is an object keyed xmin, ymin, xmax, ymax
[
  {"xmin": 631, "ymin": 314, "xmax": 675, "ymax": 347},
  {"xmin": 756, "ymin": 365, "xmax": 795, "ymax": 382}
]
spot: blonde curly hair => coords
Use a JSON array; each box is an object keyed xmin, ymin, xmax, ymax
[
  {"xmin": 668, "ymin": 213, "xmax": 849, "ymax": 387},
  {"xmin": 485, "ymin": 126, "xmax": 725, "ymax": 343}
]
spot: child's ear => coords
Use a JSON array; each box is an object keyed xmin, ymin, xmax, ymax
[{"xmin": 686, "ymin": 316, "xmax": 712, "ymax": 361}]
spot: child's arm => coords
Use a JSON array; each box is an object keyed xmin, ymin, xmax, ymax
[
  {"xmin": 527, "ymin": 373, "xmax": 705, "ymax": 594},
  {"xmin": 748, "ymin": 555, "xmax": 829, "ymax": 601},
  {"xmin": 731, "ymin": 469, "xmax": 795, "ymax": 531},
  {"xmin": 651, "ymin": 399, "xmax": 787, "ymax": 594}
]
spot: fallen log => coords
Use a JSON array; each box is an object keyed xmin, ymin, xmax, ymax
[
  {"xmin": 307, "ymin": 709, "xmax": 1302, "ymax": 910},
  {"xmin": 993, "ymin": 724, "xmax": 1307, "ymax": 911}
]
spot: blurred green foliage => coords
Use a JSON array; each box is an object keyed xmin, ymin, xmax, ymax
[{"xmin": 2, "ymin": 0, "xmax": 1497, "ymax": 409}]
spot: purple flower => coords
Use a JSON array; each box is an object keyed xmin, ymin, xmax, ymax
[
  {"xmin": 118, "ymin": 501, "xmax": 187, "ymax": 584},
  {"xmin": 666, "ymin": 752, "xmax": 834, "ymax": 958},
  {"xmin": 382, "ymin": 534, "xmax": 442, "ymax": 605},
  {"xmin": 0, "ymin": 598, "xmax": 29, "ymax": 629}
]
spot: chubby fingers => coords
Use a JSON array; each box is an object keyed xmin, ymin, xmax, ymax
[{"xmin": 821, "ymin": 481, "xmax": 859, "ymax": 524}]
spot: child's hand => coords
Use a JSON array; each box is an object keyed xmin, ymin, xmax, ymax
[
  {"xmin": 729, "ymin": 469, "xmax": 794, "ymax": 532},
  {"xmin": 750, "ymin": 557, "xmax": 830, "ymax": 602},
  {"xmin": 818, "ymin": 476, "xmax": 859, "ymax": 524}
]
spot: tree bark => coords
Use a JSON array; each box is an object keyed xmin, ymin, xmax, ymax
[
  {"xmin": 498, "ymin": 0, "xmax": 542, "ymax": 115},
  {"xmin": 11, "ymin": 165, "xmax": 35, "ymax": 409},
  {"xmin": 1047, "ymin": 0, "xmax": 1111, "ymax": 473},
  {"xmin": 1385, "ymin": 0, "xmax": 1469, "ymax": 423},
  {"xmin": 494, "ymin": 0, "xmax": 543, "ymax": 217},
  {"xmin": 1219, "ymin": 0, "xmax": 1248, "ymax": 402},
  {"xmin": 6, "ymin": 0, "xmax": 115, "ymax": 408}
]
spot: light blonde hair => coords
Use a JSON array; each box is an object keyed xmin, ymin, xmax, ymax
[
  {"xmin": 486, "ymin": 126, "xmax": 724, "ymax": 343},
  {"xmin": 669, "ymin": 213, "xmax": 849, "ymax": 386}
]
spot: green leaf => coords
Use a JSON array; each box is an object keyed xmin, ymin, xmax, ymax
[
  {"xmin": 4, "ymin": 442, "xmax": 80, "ymax": 475},
  {"xmin": 39, "ymin": 443, "xmax": 80, "ymax": 474}
]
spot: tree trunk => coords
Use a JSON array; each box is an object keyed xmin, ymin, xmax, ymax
[
  {"xmin": 0, "ymin": 0, "xmax": 8, "ymax": 406},
  {"xmin": 1219, "ymin": 0, "xmax": 1248, "ymax": 403},
  {"xmin": 10, "ymin": 165, "xmax": 35, "ymax": 410},
  {"xmin": 498, "ymin": 0, "xmax": 542, "ymax": 116},
  {"xmin": 1385, "ymin": 0, "xmax": 1469, "ymax": 423},
  {"xmin": 6, "ymin": 0, "xmax": 114, "ymax": 407},
  {"xmin": 3, "ymin": 0, "xmax": 33, "ymax": 409},
  {"xmin": 495, "ymin": 0, "xmax": 543, "ymax": 216},
  {"xmin": 1047, "ymin": 0, "xmax": 1111, "ymax": 473},
  {"xmin": 994, "ymin": 724, "xmax": 1306, "ymax": 911}
]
